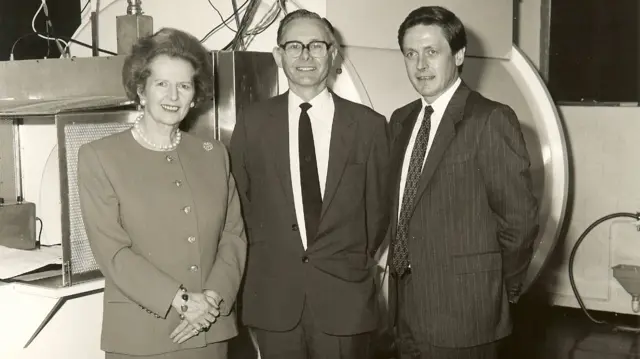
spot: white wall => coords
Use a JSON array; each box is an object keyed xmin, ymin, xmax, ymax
[{"xmin": 516, "ymin": 0, "xmax": 640, "ymax": 314}]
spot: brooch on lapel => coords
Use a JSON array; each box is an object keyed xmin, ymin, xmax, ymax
[{"xmin": 203, "ymin": 142, "xmax": 214, "ymax": 151}]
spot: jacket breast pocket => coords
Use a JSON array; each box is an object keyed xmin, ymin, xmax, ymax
[{"xmin": 452, "ymin": 251, "xmax": 501, "ymax": 275}]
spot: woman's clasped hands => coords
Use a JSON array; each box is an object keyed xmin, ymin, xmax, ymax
[{"xmin": 170, "ymin": 289, "xmax": 222, "ymax": 344}]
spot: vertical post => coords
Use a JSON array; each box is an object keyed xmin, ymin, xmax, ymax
[{"xmin": 89, "ymin": 0, "xmax": 100, "ymax": 56}]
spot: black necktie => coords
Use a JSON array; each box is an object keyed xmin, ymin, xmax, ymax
[
  {"xmin": 392, "ymin": 106, "xmax": 434, "ymax": 275},
  {"xmin": 299, "ymin": 102, "xmax": 322, "ymax": 247}
]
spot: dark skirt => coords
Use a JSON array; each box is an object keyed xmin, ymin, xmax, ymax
[{"xmin": 105, "ymin": 342, "xmax": 227, "ymax": 359}]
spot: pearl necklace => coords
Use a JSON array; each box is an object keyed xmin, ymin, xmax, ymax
[{"xmin": 133, "ymin": 114, "xmax": 182, "ymax": 151}]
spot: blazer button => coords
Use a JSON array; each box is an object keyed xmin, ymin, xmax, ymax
[
  {"xmin": 189, "ymin": 265, "xmax": 199, "ymax": 272},
  {"xmin": 302, "ymin": 256, "xmax": 309, "ymax": 263},
  {"xmin": 174, "ymin": 180, "xmax": 183, "ymax": 187},
  {"xmin": 292, "ymin": 224, "xmax": 299, "ymax": 232},
  {"xmin": 187, "ymin": 236, "xmax": 196, "ymax": 243},
  {"xmin": 183, "ymin": 206, "xmax": 191, "ymax": 214},
  {"xmin": 166, "ymin": 155, "xmax": 174, "ymax": 163}
]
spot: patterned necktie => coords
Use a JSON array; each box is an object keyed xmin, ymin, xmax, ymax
[
  {"xmin": 392, "ymin": 106, "xmax": 434, "ymax": 275},
  {"xmin": 298, "ymin": 102, "xmax": 322, "ymax": 247}
]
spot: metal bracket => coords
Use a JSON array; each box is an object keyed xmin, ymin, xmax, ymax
[
  {"xmin": 23, "ymin": 288, "xmax": 103, "ymax": 348},
  {"xmin": 61, "ymin": 261, "xmax": 72, "ymax": 287}
]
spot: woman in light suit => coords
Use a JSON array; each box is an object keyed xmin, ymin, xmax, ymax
[{"xmin": 77, "ymin": 28, "xmax": 247, "ymax": 359}]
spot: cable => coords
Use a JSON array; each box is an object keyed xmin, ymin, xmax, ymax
[
  {"xmin": 230, "ymin": 0, "xmax": 245, "ymax": 49},
  {"xmin": 32, "ymin": 0, "xmax": 69, "ymax": 51},
  {"xmin": 200, "ymin": 0, "xmax": 249, "ymax": 43},
  {"xmin": 242, "ymin": 0, "xmax": 282, "ymax": 48},
  {"xmin": 61, "ymin": 0, "xmax": 93, "ymax": 56},
  {"xmin": 36, "ymin": 217, "xmax": 43, "ymax": 244},
  {"xmin": 223, "ymin": 0, "xmax": 261, "ymax": 51},
  {"xmin": 30, "ymin": 32, "xmax": 117, "ymax": 57},
  {"xmin": 80, "ymin": 0, "xmax": 90, "ymax": 14},
  {"xmin": 568, "ymin": 211, "xmax": 640, "ymax": 333},
  {"xmin": 9, "ymin": 33, "xmax": 38, "ymax": 60},
  {"xmin": 207, "ymin": 0, "xmax": 237, "ymax": 33}
]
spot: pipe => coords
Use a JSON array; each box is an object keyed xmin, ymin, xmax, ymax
[{"xmin": 569, "ymin": 212, "xmax": 640, "ymax": 333}]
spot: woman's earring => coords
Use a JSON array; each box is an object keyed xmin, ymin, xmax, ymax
[
  {"xmin": 140, "ymin": 99, "xmax": 146, "ymax": 107},
  {"xmin": 190, "ymin": 102, "xmax": 195, "ymax": 108}
]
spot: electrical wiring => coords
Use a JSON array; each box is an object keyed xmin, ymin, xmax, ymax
[
  {"xmin": 230, "ymin": 0, "xmax": 243, "ymax": 33},
  {"xmin": 200, "ymin": 0, "xmax": 250, "ymax": 43},
  {"xmin": 58, "ymin": 35, "xmax": 117, "ymax": 56},
  {"xmin": 242, "ymin": 7, "xmax": 278, "ymax": 48},
  {"xmin": 201, "ymin": 0, "xmax": 284, "ymax": 50},
  {"xmin": 33, "ymin": 32, "xmax": 117, "ymax": 57},
  {"xmin": 32, "ymin": 0, "xmax": 69, "ymax": 51},
  {"xmin": 61, "ymin": 0, "xmax": 92, "ymax": 56},
  {"xmin": 242, "ymin": 0, "xmax": 282, "ymax": 48},
  {"xmin": 9, "ymin": 33, "xmax": 38, "ymax": 60},
  {"xmin": 80, "ymin": 0, "xmax": 90, "ymax": 15},
  {"xmin": 222, "ymin": 0, "xmax": 261, "ymax": 51},
  {"xmin": 207, "ymin": 0, "xmax": 238, "ymax": 33}
]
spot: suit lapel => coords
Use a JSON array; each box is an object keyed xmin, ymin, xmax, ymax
[
  {"xmin": 268, "ymin": 93, "xmax": 296, "ymax": 207},
  {"xmin": 320, "ymin": 94, "xmax": 357, "ymax": 219},
  {"xmin": 407, "ymin": 84, "xmax": 471, "ymax": 217},
  {"xmin": 389, "ymin": 101, "xmax": 422, "ymax": 237}
]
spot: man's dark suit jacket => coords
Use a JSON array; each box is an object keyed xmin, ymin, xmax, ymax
[
  {"xmin": 388, "ymin": 83, "xmax": 539, "ymax": 348},
  {"xmin": 230, "ymin": 91, "xmax": 390, "ymax": 336}
]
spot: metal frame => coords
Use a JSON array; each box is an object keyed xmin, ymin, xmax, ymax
[
  {"xmin": 211, "ymin": 50, "xmax": 278, "ymax": 147},
  {"xmin": 504, "ymin": 46, "xmax": 570, "ymax": 292},
  {"xmin": 0, "ymin": 119, "xmax": 19, "ymax": 202},
  {"xmin": 539, "ymin": 0, "xmax": 552, "ymax": 82},
  {"xmin": 56, "ymin": 110, "xmax": 137, "ymax": 287}
]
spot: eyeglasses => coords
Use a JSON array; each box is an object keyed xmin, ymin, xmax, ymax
[{"xmin": 279, "ymin": 41, "xmax": 332, "ymax": 58}]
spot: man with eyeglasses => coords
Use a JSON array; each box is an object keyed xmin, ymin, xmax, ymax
[{"xmin": 230, "ymin": 8, "xmax": 390, "ymax": 359}]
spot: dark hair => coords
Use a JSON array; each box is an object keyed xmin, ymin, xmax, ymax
[
  {"xmin": 122, "ymin": 27, "xmax": 213, "ymax": 107},
  {"xmin": 397, "ymin": 6, "xmax": 466, "ymax": 54},
  {"xmin": 276, "ymin": 9, "xmax": 336, "ymax": 44}
]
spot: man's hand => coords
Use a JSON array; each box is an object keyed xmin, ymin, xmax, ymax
[{"xmin": 204, "ymin": 289, "xmax": 223, "ymax": 317}]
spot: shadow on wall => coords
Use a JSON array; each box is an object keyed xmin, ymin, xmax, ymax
[
  {"xmin": 327, "ymin": 25, "xmax": 346, "ymax": 91},
  {"xmin": 461, "ymin": 27, "xmax": 487, "ymax": 88}
]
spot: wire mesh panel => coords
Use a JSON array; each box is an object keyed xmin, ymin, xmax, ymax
[{"xmin": 59, "ymin": 112, "xmax": 135, "ymax": 282}]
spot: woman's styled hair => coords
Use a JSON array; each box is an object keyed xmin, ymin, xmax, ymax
[{"xmin": 122, "ymin": 27, "xmax": 213, "ymax": 107}]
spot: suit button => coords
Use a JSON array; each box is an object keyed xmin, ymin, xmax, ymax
[
  {"xmin": 174, "ymin": 180, "xmax": 183, "ymax": 187},
  {"xmin": 292, "ymin": 224, "xmax": 299, "ymax": 231},
  {"xmin": 166, "ymin": 155, "xmax": 174, "ymax": 163},
  {"xmin": 187, "ymin": 236, "xmax": 196, "ymax": 243},
  {"xmin": 189, "ymin": 265, "xmax": 199, "ymax": 272},
  {"xmin": 183, "ymin": 206, "xmax": 191, "ymax": 214},
  {"xmin": 302, "ymin": 256, "xmax": 309, "ymax": 263}
]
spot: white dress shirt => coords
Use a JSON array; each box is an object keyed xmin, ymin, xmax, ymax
[
  {"xmin": 288, "ymin": 88, "xmax": 335, "ymax": 250},
  {"xmin": 398, "ymin": 78, "xmax": 461, "ymax": 221}
]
